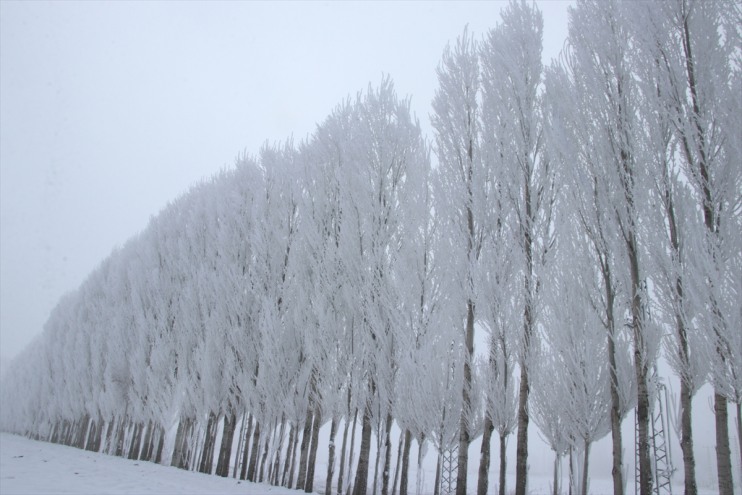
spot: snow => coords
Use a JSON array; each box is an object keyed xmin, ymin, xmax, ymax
[
  {"xmin": 0, "ymin": 433, "xmax": 296, "ymax": 495},
  {"xmin": 2, "ymin": 431, "xmax": 723, "ymax": 495}
]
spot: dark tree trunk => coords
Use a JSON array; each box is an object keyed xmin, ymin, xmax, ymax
[
  {"xmin": 199, "ymin": 413, "xmax": 217, "ymax": 474},
  {"xmin": 154, "ymin": 425, "xmax": 165, "ymax": 464},
  {"xmin": 515, "ymin": 361, "xmax": 530, "ymax": 495},
  {"xmin": 103, "ymin": 419, "xmax": 114, "ymax": 454},
  {"xmin": 346, "ymin": 409, "xmax": 359, "ymax": 495},
  {"xmin": 456, "ymin": 299, "xmax": 475, "ymax": 495},
  {"xmin": 326, "ymin": 416, "xmax": 340, "ymax": 495},
  {"xmin": 140, "ymin": 420, "xmax": 153, "ymax": 461},
  {"xmin": 127, "ymin": 422, "xmax": 142, "ymax": 461},
  {"xmin": 679, "ymin": 376, "xmax": 697, "ymax": 495},
  {"xmin": 477, "ymin": 416, "xmax": 494, "ymax": 495},
  {"xmin": 337, "ymin": 414, "xmax": 352, "ymax": 495},
  {"xmin": 372, "ymin": 427, "xmax": 382, "ymax": 495},
  {"xmin": 626, "ymin": 226, "xmax": 651, "ymax": 495},
  {"xmin": 288, "ymin": 420, "xmax": 301, "ymax": 488},
  {"xmin": 240, "ymin": 414, "xmax": 254, "ymax": 480},
  {"xmin": 233, "ymin": 414, "xmax": 246, "ymax": 478},
  {"xmin": 85, "ymin": 420, "xmax": 98, "ymax": 452},
  {"xmin": 297, "ymin": 407, "xmax": 314, "ymax": 490},
  {"xmin": 271, "ymin": 415, "xmax": 287, "ymax": 485},
  {"xmin": 714, "ymin": 392, "xmax": 734, "ymax": 495},
  {"xmin": 606, "ymin": 322, "xmax": 625, "ymax": 495},
  {"xmin": 258, "ymin": 425, "xmax": 271, "ymax": 482},
  {"xmin": 381, "ymin": 413, "xmax": 393, "ymax": 495},
  {"xmin": 581, "ymin": 441, "xmax": 590, "ymax": 495},
  {"xmin": 399, "ymin": 429, "xmax": 412, "ymax": 495},
  {"xmin": 305, "ymin": 406, "xmax": 322, "ymax": 493},
  {"xmin": 433, "ymin": 451, "xmax": 441, "ymax": 495},
  {"xmin": 216, "ymin": 411, "xmax": 237, "ymax": 477},
  {"xmin": 115, "ymin": 417, "xmax": 127, "ymax": 458},
  {"xmin": 392, "ymin": 430, "xmax": 404, "ymax": 495},
  {"xmin": 282, "ymin": 421, "xmax": 296, "ymax": 486},
  {"xmin": 246, "ymin": 420, "xmax": 261, "ymax": 481},
  {"xmin": 351, "ymin": 405, "xmax": 373, "ymax": 495},
  {"xmin": 76, "ymin": 415, "xmax": 90, "ymax": 449},
  {"xmin": 552, "ymin": 453, "xmax": 561, "ymax": 495},
  {"xmin": 171, "ymin": 419, "xmax": 186, "ymax": 468},
  {"xmin": 498, "ymin": 432, "xmax": 507, "ymax": 495}
]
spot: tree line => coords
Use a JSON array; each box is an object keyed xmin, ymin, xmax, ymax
[{"xmin": 1, "ymin": 1, "xmax": 740, "ymax": 494}]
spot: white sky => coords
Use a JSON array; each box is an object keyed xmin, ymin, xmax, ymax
[{"xmin": 0, "ymin": 1, "xmax": 572, "ymax": 360}]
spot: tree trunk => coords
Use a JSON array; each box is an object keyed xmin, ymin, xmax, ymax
[
  {"xmin": 297, "ymin": 407, "xmax": 314, "ymax": 490},
  {"xmin": 346, "ymin": 409, "xmax": 359, "ymax": 495},
  {"xmin": 282, "ymin": 421, "xmax": 296, "ymax": 486},
  {"xmin": 372, "ymin": 427, "xmax": 382, "ymax": 495},
  {"xmin": 171, "ymin": 419, "xmax": 186, "ymax": 468},
  {"xmin": 115, "ymin": 417, "xmax": 127, "ymax": 458},
  {"xmin": 477, "ymin": 416, "xmax": 494, "ymax": 495},
  {"xmin": 398, "ymin": 429, "xmax": 411, "ymax": 495},
  {"xmin": 272, "ymin": 415, "xmax": 287, "ymax": 485},
  {"xmin": 456, "ymin": 299, "xmax": 475, "ymax": 495},
  {"xmin": 258, "ymin": 426, "xmax": 271, "ymax": 482},
  {"xmin": 199, "ymin": 413, "xmax": 217, "ymax": 474},
  {"xmin": 76, "ymin": 415, "xmax": 90, "ymax": 449},
  {"xmin": 714, "ymin": 392, "xmax": 734, "ymax": 495},
  {"xmin": 498, "ymin": 432, "xmax": 507, "ymax": 495},
  {"xmin": 154, "ymin": 425, "xmax": 165, "ymax": 464},
  {"xmin": 552, "ymin": 452, "xmax": 561, "ymax": 495},
  {"xmin": 288, "ymin": 421, "xmax": 301, "ymax": 488},
  {"xmin": 581, "ymin": 441, "xmax": 590, "ymax": 495},
  {"xmin": 381, "ymin": 413, "xmax": 393, "ymax": 495},
  {"xmin": 628, "ymin": 230, "xmax": 651, "ymax": 495},
  {"xmin": 433, "ymin": 451, "xmax": 441, "ymax": 495},
  {"xmin": 240, "ymin": 414, "xmax": 254, "ymax": 480},
  {"xmin": 679, "ymin": 377, "xmax": 697, "ymax": 495},
  {"xmin": 569, "ymin": 447, "xmax": 580, "ymax": 495},
  {"xmin": 305, "ymin": 406, "xmax": 322, "ymax": 493},
  {"xmin": 338, "ymin": 414, "xmax": 352, "ymax": 495},
  {"xmin": 515, "ymin": 362, "xmax": 530, "ymax": 495},
  {"xmin": 351, "ymin": 405, "xmax": 373, "ymax": 495},
  {"xmin": 140, "ymin": 420, "xmax": 153, "ymax": 461},
  {"xmin": 606, "ymin": 324, "xmax": 624, "ymax": 495},
  {"xmin": 392, "ymin": 431, "xmax": 403, "ymax": 495},
  {"xmin": 216, "ymin": 411, "xmax": 237, "ymax": 477},
  {"xmin": 233, "ymin": 414, "xmax": 246, "ymax": 478},
  {"xmin": 85, "ymin": 420, "xmax": 98, "ymax": 452},
  {"xmin": 246, "ymin": 420, "xmax": 261, "ymax": 481},
  {"xmin": 737, "ymin": 401, "xmax": 742, "ymax": 486},
  {"xmin": 326, "ymin": 416, "xmax": 340, "ymax": 495}
]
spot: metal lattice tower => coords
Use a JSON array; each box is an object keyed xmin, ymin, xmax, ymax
[
  {"xmin": 440, "ymin": 444, "xmax": 458, "ymax": 495},
  {"xmin": 651, "ymin": 382, "xmax": 674, "ymax": 495},
  {"xmin": 635, "ymin": 377, "xmax": 675, "ymax": 495}
]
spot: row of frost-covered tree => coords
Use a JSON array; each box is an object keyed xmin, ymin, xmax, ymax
[{"xmin": 1, "ymin": 1, "xmax": 740, "ymax": 494}]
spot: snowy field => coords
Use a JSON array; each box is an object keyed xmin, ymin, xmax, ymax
[
  {"xmin": 0, "ymin": 433, "xmax": 294, "ymax": 495},
  {"xmin": 0, "ymin": 432, "xmax": 724, "ymax": 495}
]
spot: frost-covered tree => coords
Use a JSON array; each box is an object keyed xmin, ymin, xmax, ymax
[
  {"xmin": 626, "ymin": 1, "xmax": 741, "ymax": 492},
  {"xmin": 560, "ymin": 2, "xmax": 663, "ymax": 493},
  {"xmin": 432, "ymin": 26, "xmax": 485, "ymax": 495},
  {"xmin": 545, "ymin": 45, "xmax": 639, "ymax": 495},
  {"xmin": 479, "ymin": 3, "xmax": 552, "ymax": 494}
]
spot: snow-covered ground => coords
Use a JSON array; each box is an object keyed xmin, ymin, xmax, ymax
[
  {"xmin": 0, "ymin": 432, "xmax": 295, "ymax": 495},
  {"xmin": 0, "ymin": 432, "xmax": 725, "ymax": 495}
]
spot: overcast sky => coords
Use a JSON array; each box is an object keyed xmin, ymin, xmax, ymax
[{"xmin": 0, "ymin": 0, "xmax": 572, "ymax": 360}]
